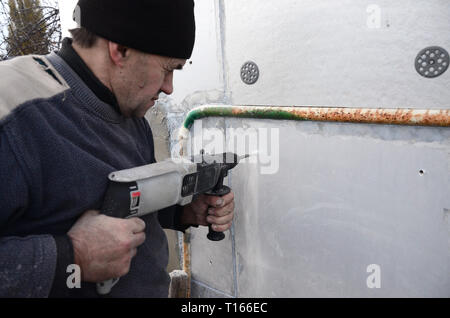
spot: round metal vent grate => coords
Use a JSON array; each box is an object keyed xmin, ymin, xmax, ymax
[
  {"xmin": 240, "ymin": 61, "xmax": 259, "ymax": 85},
  {"xmin": 415, "ymin": 46, "xmax": 449, "ymax": 78}
]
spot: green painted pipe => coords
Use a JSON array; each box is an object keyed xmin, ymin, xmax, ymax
[
  {"xmin": 182, "ymin": 105, "xmax": 450, "ymax": 130},
  {"xmin": 182, "ymin": 105, "xmax": 310, "ymax": 130}
]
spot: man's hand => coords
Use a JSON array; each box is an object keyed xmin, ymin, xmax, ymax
[
  {"xmin": 67, "ymin": 210, "xmax": 146, "ymax": 282},
  {"xmin": 180, "ymin": 191, "xmax": 235, "ymax": 232}
]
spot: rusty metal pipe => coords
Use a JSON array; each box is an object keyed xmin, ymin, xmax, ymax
[{"xmin": 182, "ymin": 105, "xmax": 450, "ymax": 131}]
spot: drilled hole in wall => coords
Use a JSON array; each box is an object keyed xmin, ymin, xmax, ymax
[{"xmin": 419, "ymin": 169, "xmax": 425, "ymax": 176}]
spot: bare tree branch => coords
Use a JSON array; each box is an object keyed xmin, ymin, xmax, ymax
[{"xmin": 0, "ymin": 0, "xmax": 61, "ymax": 60}]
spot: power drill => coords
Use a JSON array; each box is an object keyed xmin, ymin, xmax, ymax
[{"xmin": 96, "ymin": 151, "xmax": 248, "ymax": 295}]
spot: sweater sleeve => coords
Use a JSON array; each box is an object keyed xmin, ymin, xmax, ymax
[
  {"xmin": 0, "ymin": 236, "xmax": 57, "ymax": 297},
  {"xmin": 158, "ymin": 205, "xmax": 193, "ymax": 232},
  {"xmin": 0, "ymin": 132, "xmax": 58, "ymax": 297}
]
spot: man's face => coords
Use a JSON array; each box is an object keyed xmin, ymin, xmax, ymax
[{"xmin": 111, "ymin": 50, "xmax": 186, "ymax": 118}]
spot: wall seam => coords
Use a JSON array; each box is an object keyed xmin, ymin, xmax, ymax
[
  {"xmin": 217, "ymin": 0, "xmax": 231, "ymax": 104},
  {"xmin": 192, "ymin": 278, "xmax": 234, "ymax": 298}
]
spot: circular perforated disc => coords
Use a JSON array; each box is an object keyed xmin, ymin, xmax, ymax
[
  {"xmin": 241, "ymin": 61, "xmax": 259, "ymax": 85},
  {"xmin": 415, "ymin": 46, "xmax": 449, "ymax": 78}
]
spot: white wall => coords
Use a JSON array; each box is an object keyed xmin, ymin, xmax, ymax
[
  {"xmin": 58, "ymin": 0, "xmax": 78, "ymax": 38},
  {"xmin": 223, "ymin": 0, "xmax": 450, "ymax": 109},
  {"xmin": 188, "ymin": 0, "xmax": 450, "ymax": 297}
]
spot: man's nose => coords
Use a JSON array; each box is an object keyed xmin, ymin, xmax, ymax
[{"xmin": 161, "ymin": 72, "xmax": 174, "ymax": 95}]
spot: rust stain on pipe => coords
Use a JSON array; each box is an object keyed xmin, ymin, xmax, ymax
[
  {"xmin": 228, "ymin": 106, "xmax": 450, "ymax": 127},
  {"xmin": 182, "ymin": 231, "xmax": 191, "ymax": 298}
]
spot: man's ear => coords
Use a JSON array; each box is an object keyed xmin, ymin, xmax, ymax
[{"xmin": 108, "ymin": 42, "xmax": 129, "ymax": 67}]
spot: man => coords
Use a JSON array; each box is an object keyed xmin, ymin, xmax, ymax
[{"xmin": 0, "ymin": 0, "xmax": 235, "ymax": 297}]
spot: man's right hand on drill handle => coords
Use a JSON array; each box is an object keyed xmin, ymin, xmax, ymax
[{"xmin": 67, "ymin": 210, "xmax": 146, "ymax": 282}]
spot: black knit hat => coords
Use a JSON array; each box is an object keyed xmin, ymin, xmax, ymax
[{"xmin": 73, "ymin": 0, "xmax": 196, "ymax": 59}]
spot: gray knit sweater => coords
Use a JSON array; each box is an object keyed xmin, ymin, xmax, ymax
[{"xmin": 0, "ymin": 52, "xmax": 181, "ymax": 298}]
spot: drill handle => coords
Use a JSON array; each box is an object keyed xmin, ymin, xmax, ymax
[{"xmin": 205, "ymin": 185, "xmax": 231, "ymax": 241}]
